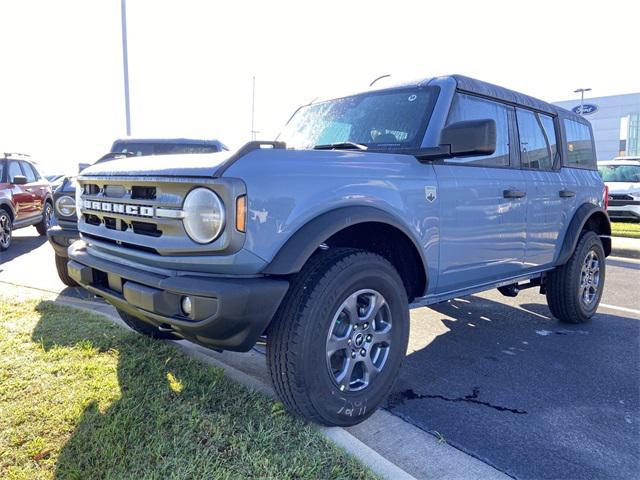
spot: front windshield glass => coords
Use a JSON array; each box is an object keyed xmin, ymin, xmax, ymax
[
  {"xmin": 278, "ymin": 87, "xmax": 436, "ymax": 150},
  {"xmin": 598, "ymin": 164, "xmax": 640, "ymax": 182}
]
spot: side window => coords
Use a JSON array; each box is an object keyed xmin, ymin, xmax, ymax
[
  {"xmin": 564, "ymin": 119, "xmax": 596, "ymax": 169},
  {"xmin": 0, "ymin": 162, "xmax": 4, "ymax": 182},
  {"xmin": 445, "ymin": 93, "xmax": 510, "ymax": 167},
  {"xmin": 538, "ymin": 114, "xmax": 559, "ymax": 168},
  {"xmin": 516, "ymin": 108, "xmax": 554, "ymax": 170},
  {"xmin": 28, "ymin": 163, "xmax": 43, "ymax": 180},
  {"xmin": 20, "ymin": 161, "xmax": 36, "ymax": 183},
  {"xmin": 8, "ymin": 161, "xmax": 23, "ymax": 182}
]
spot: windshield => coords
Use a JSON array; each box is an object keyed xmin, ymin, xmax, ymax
[
  {"xmin": 278, "ymin": 87, "xmax": 437, "ymax": 150},
  {"xmin": 598, "ymin": 164, "xmax": 640, "ymax": 183}
]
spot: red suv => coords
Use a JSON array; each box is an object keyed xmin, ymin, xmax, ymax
[{"xmin": 0, "ymin": 153, "xmax": 53, "ymax": 251}]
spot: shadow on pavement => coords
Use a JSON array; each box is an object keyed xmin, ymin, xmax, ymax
[
  {"xmin": 387, "ymin": 295, "xmax": 640, "ymax": 479},
  {"xmin": 0, "ymin": 233, "xmax": 46, "ymax": 265}
]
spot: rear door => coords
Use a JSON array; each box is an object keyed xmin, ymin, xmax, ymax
[
  {"xmin": 434, "ymin": 93, "xmax": 527, "ymax": 294},
  {"xmin": 22, "ymin": 161, "xmax": 49, "ymax": 212},
  {"xmin": 515, "ymin": 108, "xmax": 567, "ymax": 268}
]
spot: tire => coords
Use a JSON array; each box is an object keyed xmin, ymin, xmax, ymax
[
  {"xmin": 0, "ymin": 209, "xmax": 12, "ymax": 251},
  {"xmin": 55, "ymin": 254, "xmax": 78, "ymax": 287},
  {"xmin": 116, "ymin": 308, "xmax": 181, "ymax": 340},
  {"xmin": 266, "ymin": 248, "xmax": 409, "ymax": 426},
  {"xmin": 546, "ymin": 231, "xmax": 606, "ymax": 324},
  {"xmin": 35, "ymin": 202, "xmax": 53, "ymax": 236}
]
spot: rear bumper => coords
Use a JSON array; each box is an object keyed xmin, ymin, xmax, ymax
[
  {"xmin": 67, "ymin": 241, "xmax": 289, "ymax": 351},
  {"xmin": 47, "ymin": 224, "xmax": 80, "ymax": 257}
]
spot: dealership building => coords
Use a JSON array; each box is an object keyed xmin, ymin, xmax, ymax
[{"xmin": 553, "ymin": 92, "xmax": 640, "ymax": 161}]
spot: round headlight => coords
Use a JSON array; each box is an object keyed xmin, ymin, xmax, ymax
[
  {"xmin": 182, "ymin": 188, "xmax": 225, "ymax": 244},
  {"xmin": 55, "ymin": 195, "xmax": 76, "ymax": 217}
]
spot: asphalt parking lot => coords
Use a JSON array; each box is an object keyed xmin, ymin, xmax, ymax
[{"xmin": 1, "ymin": 229, "xmax": 639, "ymax": 479}]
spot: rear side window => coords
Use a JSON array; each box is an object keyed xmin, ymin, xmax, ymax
[
  {"xmin": 564, "ymin": 119, "xmax": 596, "ymax": 169},
  {"xmin": 20, "ymin": 161, "xmax": 36, "ymax": 183},
  {"xmin": 28, "ymin": 163, "xmax": 43, "ymax": 180},
  {"xmin": 445, "ymin": 93, "xmax": 510, "ymax": 167},
  {"xmin": 516, "ymin": 108, "xmax": 556, "ymax": 170},
  {"xmin": 8, "ymin": 161, "xmax": 23, "ymax": 182},
  {"xmin": 0, "ymin": 162, "xmax": 4, "ymax": 182}
]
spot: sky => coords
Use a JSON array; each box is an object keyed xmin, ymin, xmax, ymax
[{"xmin": 1, "ymin": 0, "xmax": 638, "ymax": 174}]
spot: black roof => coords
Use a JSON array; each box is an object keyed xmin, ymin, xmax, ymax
[{"xmin": 451, "ymin": 75, "xmax": 585, "ymax": 122}]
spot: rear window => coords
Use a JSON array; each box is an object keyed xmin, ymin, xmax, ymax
[{"xmin": 564, "ymin": 119, "xmax": 596, "ymax": 169}]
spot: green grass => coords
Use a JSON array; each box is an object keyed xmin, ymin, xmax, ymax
[
  {"xmin": 611, "ymin": 221, "xmax": 640, "ymax": 239},
  {"xmin": 0, "ymin": 297, "xmax": 376, "ymax": 480}
]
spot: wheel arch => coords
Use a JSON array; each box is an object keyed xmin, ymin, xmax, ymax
[
  {"xmin": 555, "ymin": 203, "xmax": 611, "ymax": 266},
  {"xmin": 0, "ymin": 200, "xmax": 15, "ymax": 220},
  {"xmin": 262, "ymin": 206, "xmax": 429, "ymax": 301}
]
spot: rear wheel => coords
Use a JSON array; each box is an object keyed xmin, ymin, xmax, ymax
[
  {"xmin": 266, "ymin": 248, "xmax": 409, "ymax": 426},
  {"xmin": 54, "ymin": 254, "xmax": 78, "ymax": 287},
  {"xmin": 35, "ymin": 202, "xmax": 52, "ymax": 236},
  {"xmin": 116, "ymin": 309, "xmax": 181, "ymax": 340},
  {"xmin": 0, "ymin": 210, "xmax": 12, "ymax": 251},
  {"xmin": 546, "ymin": 231, "xmax": 605, "ymax": 323}
]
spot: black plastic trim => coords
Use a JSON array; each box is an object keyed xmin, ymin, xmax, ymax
[
  {"xmin": 554, "ymin": 203, "xmax": 611, "ymax": 266},
  {"xmin": 262, "ymin": 206, "xmax": 429, "ymax": 295},
  {"xmin": 68, "ymin": 245, "xmax": 289, "ymax": 351},
  {"xmin": 215, "ymin": 141, "xmax": 286, "ymax": 177}
]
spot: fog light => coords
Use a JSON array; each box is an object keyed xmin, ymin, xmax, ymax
[{"xmin": 181, "ymin": 296, "xmax": 192, "ymax": 316}]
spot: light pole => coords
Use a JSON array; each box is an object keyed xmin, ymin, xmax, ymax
[
  {"xmin": 250, "ymin": 76, "xmax": 259, "ymax": 141},
  {"xmin": 121, "ymin": 0, "xmax": 131, "ymax": 136},
  {"xmin": 574, "ymin": 88, "xmax": 592, "ymax": 115}
]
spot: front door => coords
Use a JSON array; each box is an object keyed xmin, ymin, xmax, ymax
[
  {"xmin": 7, "ymin": 161, "xmax": 32, "ymax": 222},
  {"xmin": 434, "ymin": 93, "xmax": 526, "ymax": 294}
]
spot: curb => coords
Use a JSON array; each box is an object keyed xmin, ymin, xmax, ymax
[
  {"xmin": 55, "ymin": 297, "xmax": 416, "ymax": 480},
  {"xmin": 610, "ymin": 236, "xmax": 640, "ymax": 259}
]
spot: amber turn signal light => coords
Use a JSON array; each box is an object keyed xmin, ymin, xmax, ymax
[{"xmin": 236, "ymin": 195, "xmax": 247, "ymax": 232}]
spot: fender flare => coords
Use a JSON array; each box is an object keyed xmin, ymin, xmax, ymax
[
  {"xmin": 0, "ymin": 199, "xmax": 16, "ymax": 219},
  {"xmin": 262, "ymin": 206, "xmax": 429, "ymax": 289},
  {"xmin": 554, "ymin": 203, "xmax": 611, "ymax": 266}
]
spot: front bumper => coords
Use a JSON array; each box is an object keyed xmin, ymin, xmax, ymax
[
  {"xmin": 607, "ymin": 203, "xmax": 640, "ymax": 221},
  {"xmin": 47, "ymin": 223, "xmax": 80, "ymax": 257},
  {"xmin": 67, "ymin": 241, "xmax": 289, "ymax": 351}
]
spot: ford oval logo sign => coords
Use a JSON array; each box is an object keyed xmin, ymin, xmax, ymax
[{"xmin": 572, "ymin": 104, "xmax": 598, "ymax": 115}]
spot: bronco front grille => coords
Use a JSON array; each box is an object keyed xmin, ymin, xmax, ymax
[{"xmin": 76, "ymin": 175, "xmax": 244, "ymax": 257}]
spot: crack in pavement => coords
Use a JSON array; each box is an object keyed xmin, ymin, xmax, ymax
[{"xmin": 388, "ymin": 387, "xmax": 527, "ymax": 414}]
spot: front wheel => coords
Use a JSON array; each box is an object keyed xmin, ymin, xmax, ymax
[
  {"xmin": 546, "ymin": 231, "xmax": 606, "ymax": 323},
  {"xmin": 0, "ymin": 210, "xmax": 12, "ymax": 251},
  {"xmin": 35, "ymin": 202, "xmax": 52, "ymax": 236},
  {"xmin": 55, "ymin": 254, "xmax": 78, "ymax": 287},
  {"xmin": 266, "ymin": 248, "xmax": 409, "ymax": 426}
]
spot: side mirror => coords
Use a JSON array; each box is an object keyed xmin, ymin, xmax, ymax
[
  {"xmin": 440, "ymin": 119, "xmax": 496, "ymax": 157},
  {"xmin": 12, "ymin": 175, "xmax": 28, "ymax": 185},
  {"xmin": 415, "ymin": 119, "xmax": 496, "ymax": 162}
]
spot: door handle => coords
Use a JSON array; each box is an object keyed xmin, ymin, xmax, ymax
[
  {"xmin": 503, "ymin": 189, "xmax": 526, "ymax": 199},
  {"xmin": 559, "ymin": 190, "xmax": 576, "ymax": 198}
]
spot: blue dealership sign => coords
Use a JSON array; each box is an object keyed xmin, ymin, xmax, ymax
[{"xmin": 572, "ymin": 104, "xmax": 598, "ymax": 115}]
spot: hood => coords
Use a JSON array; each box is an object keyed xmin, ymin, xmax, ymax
[
  {"xmin": 605, "ymin": 181, "xmax": 640, "ymax": 194},
  {"xmin": 80, "ymin": 151, "xmax": 234, "ymax": 178}
]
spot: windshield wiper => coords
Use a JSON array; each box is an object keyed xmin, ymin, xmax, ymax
[{"xmin": 313, "ymin": 142, "xmax": 368, "ymax": 151}]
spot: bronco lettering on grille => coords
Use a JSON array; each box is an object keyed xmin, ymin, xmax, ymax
[{"xmin": 82, "ymin": 200, "xmax": 154, "ymax": 218}]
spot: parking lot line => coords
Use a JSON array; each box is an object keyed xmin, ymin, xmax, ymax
[{"xmin": 599, "ymin": 303, "xmax": 640, "ymax": 316}]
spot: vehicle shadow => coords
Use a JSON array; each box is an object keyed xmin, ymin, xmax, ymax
[
  {"xmin": 0, "ymin": 233, "xmax": 46, "ymax": 265},
  {"xmin": 29, "ymin": 300, "xmax": 336, "ymax": 479},
  {"xmin": 387, "ymin": 293, "xmax": 640, "ymax": 479}
]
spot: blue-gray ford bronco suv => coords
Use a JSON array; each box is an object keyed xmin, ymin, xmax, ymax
[{"xmin": 68, "ymin": 75, "xmax": 611, "ymax": 426}]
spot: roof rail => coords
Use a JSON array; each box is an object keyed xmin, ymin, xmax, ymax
[{"xmin": 1, "ymin": 152, "xmax": 31, "ymax": 159}]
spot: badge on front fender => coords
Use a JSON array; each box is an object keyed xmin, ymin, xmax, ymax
[{"xmin": 425, "ymin": 186, "xmax": 437, "ymax": 203}]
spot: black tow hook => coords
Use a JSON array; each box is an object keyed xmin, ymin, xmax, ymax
[{"xmin": 498, "ymin": 284, "xmax": 520, "ymax": 297}]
